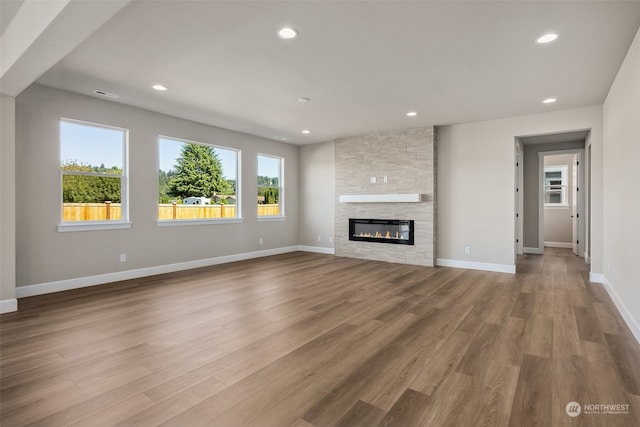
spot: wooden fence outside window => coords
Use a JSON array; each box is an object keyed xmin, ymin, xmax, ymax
[{"xmin": 62, "ymin": 203, "xmax": 280, "ymax": 221}]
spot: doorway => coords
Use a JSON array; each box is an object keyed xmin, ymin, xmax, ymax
[
  {"xmin": 515, "ymin": 130, "xmax": 590, "ymax": 260},
  {"xmin": 539, "ymin": 150, "xmax": 584, "ymax": 257}
]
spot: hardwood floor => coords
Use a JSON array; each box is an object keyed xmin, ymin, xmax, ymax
[{"xmin": 1, "ymin": 248, "xmax": 639, "ymax": 426}]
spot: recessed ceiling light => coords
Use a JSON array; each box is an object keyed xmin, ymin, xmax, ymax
[
  {"xmin": 298, "ymin": 97, "xmax": 310, "ymax": 103},
  {"xmin": 406, "ymin": 111, "xmax": 417, "ymax": 117},
  {"xmin": 277, "ymin": 27, "xmax": 297, "ymax": 39},
  {"xmin": 536, "ymin": 33, "xmax": 558, "ymax": 44},
  {"xmin": 302, "ymin": 130, "xmax": 310, "ymax": 134},
  {"xmin": 152, "ymin": 84, "xmax": 168, "ymax": 91},
  {"xmin": 543, "ymin": 98, "xmax": 557, "ymax": 104}
]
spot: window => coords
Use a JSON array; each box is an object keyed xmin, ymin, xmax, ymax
[
  {"xmin": 257, "ymin": 154, "xmax": 283, "ymax": 218},
  {"xmin": 60, "ymin": 119, "xmax": 128, "ymax": 227},
  {"xmin": 544, "ymin": 165, "xmax": 568, "ymax": 206},
  {"xmin": 158, "ymin": 136, "xmax": 239, "ymax": 222}
]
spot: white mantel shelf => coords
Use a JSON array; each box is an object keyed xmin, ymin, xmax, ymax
[{"xmin": 339, "ymin": 193, "xmax": 422, "ymax": 203}]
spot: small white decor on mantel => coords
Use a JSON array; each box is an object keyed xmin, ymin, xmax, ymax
[{"xmin": 338, "ymin": 193, "xmax": 422, "ymax": 203}]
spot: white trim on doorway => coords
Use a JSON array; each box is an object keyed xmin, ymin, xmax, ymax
[
  {"xmin": 537, "ymin": 149, "xmax": 585, "ymax": 257},
  {"xmin": 514, "ymin": 140, "xmax": 524, "ymax": 256}
]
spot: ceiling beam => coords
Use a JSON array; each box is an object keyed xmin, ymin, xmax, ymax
[{"xmin": 0, "ymin": 0, "xmax": 130, "ymax": 97}]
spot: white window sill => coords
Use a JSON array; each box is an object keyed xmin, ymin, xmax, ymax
[
  {"xmin": 57, "ymin": 221, "xmax": 132, "ymax": 232},
  {"xmin": 544, "ymin": 204, "xmax": 570, "ymax": 209},
  {"xmin": 257, "ymin": 216, "xmax": 286, "ymax": 222},
  {"xmin": 157, "ymin": 218, "xmax": 243, "ymax": 227}
]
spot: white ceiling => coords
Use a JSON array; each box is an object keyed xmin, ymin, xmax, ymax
[
  {"xmin": 26, "ymin": 1, "xmax": 640, "ymax": 144},
  {"xmin": 0, "ymin": 0, "xmax": 24, "ymax": 36}
]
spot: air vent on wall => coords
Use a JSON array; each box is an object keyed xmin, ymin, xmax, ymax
[{"xmin": 92, "ymin": 90, "xmax": 119, "ymax": 99}]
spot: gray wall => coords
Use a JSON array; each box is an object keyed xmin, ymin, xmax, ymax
[
  {"xmin": 543, "ymin": 154, "xmax": 575, "ymax": 244},
  {"xmin": 15, "ymin": 85, "xmax": 299, "ymax": 287},
  {"xmin": 438, "ymin": 106, "xmax": 603, "ymax": 270},
  {"xmin": 602, "ymin": 27, "xmax": 640, "ymax": 337},
  {"xmin": 523, "ymin": 141, "xmax": 584, "ymax": 249},
  {"xmin": 335, "ymin": 127, "xmax": 435, "ymax": 266},
  {"xmin": 1, "ymin": 95, "xmax": 16, "ymax": 307},
  {"xmin": 298, "ymin": 141, "xmax": 335, "ymax": 249}
]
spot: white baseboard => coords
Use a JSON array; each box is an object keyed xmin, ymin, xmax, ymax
[
  {"xmin": 436, "ymin": 258, "xmax": 516, "ymax": 274},
  {"xmin": 589, "ymin": 272, "xmax": 605, "ymax": 283},
  {"xmin": 0, "ymin": 299, "xmax": 18, "ymax": 314},
  {"xmin": 599, "ymin": 276, "xmax": 640, "ymax": 346},
  {"xmin": 15, "ymin": 246, "xmax": 300, "ymax": 299},
  {"xmin": 544, "ymin": 241, "xmax": 573, "ymax": 248},
  {"xmin": 524, "ymin": 247, "xmax": 544, "ymax": 254},
  {"xmin": 297, "ymin": 245, "xmax": 335, "ymax": 255}
]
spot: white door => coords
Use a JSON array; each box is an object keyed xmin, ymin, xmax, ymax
[
  {"xmin": 514, "ymin": 142, "xmax": 523, "ymax": 256},
  {"xmin": 515, "ymin": 151, "xmax": 520, "ymax": 257},
  {"xmin": 571, "ymin": 153, "xmax": 583, "ymax": 256},
  {"xmin": 572, "ymin": 155, "xmax": 578, "ymax": 255}
]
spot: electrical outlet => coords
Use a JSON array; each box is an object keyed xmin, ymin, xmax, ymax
[
  {"xmin": 370, "ymin": 176, "xmax": 377, "ymax": 184},
  {"xmin": 259, "ymin": 238, "xmax": 263, "ymax": 245},
  {"xmin": 120, "ymin": 253, "xmax": 126, "ymax": 262},
  {"xmin": 464, "ymin": 246, "xmax": 471, "ymax": 254},
  {"xmin": 317, "ymin": 235, "xmax": 322, "ymax": 242},
  {"xmin": 383, "ymin": 176, "xmax": 388, "ymax": 183}
]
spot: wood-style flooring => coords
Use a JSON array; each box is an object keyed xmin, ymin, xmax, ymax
[{"xmin": 1, "ymin": 248, "xmax": 639, "ymax": 426}]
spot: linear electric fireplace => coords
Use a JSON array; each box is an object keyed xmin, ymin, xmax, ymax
[{"xmin": 349, "ymin": 218, "xmax": 414, "ymax": 245}]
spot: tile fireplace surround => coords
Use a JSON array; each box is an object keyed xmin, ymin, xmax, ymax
[{"xmin": 335, "ymin": 127, "xmax": 435, "ymax": 266}]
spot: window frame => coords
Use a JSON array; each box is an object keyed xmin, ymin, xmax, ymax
[
  {"xmin": 543, "ymin": 165, "xmax": 569, "ymax": 208},
  {"xmin": 257, "ymin": 153, "xmax": 285, "ymax": 221},
  {"xmin": 157, "ymin": 135, "xmax": 242, "ymax": 226},
  {"xmin": 58, "ymin": 118, "xmax": 130, "ymax": 232}
]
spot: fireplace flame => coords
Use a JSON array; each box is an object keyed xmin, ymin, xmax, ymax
[
  {"xmin": 357, "ymin": 230, "xmax": 405, "ymax": 240},
  {"xmin": 350, "ymin": 219, "xmax": 412, "ymax": 244}
]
